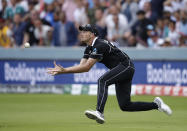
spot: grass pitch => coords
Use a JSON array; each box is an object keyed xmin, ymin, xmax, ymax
[{"xmin": 0, "ymin": 94, "xmax": 186, "ymax": 131}]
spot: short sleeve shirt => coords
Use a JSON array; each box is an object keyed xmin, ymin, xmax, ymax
[{"xmin": 83, "ymin": 38, "xmax": 131, "ymax": 69}]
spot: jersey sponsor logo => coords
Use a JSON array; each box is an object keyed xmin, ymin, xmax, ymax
[{"xmin": 92, "ymin": 48, "xmax": 97, "ymax": 55}]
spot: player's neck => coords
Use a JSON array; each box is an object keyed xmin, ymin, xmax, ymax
[{"xmin": 88, "ymin": 36, "xmax": 96, "ymax": 46}]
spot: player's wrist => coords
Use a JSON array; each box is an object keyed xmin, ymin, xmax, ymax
[{"xmin": 60, "ymin": 67, "xmax": 68, "ymax": 73}]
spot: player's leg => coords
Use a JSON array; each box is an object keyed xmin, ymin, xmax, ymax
[
  {"xmin": 115, "ymin": 81, "xmax": 172, "ymax": 115},
  {"xmin": 96, "ymin": 63, "xmax": 131, "ymax": 113},
  {"xmin": 115, "ymin": 81, "xmax": 158, "ymax": 111},
  {"xmin": 85, "ymin": 63, "xmax": 130, "ymax": 124}
]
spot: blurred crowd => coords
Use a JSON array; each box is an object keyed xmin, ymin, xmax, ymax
[{"xmin": 0, "ymin": 0, "xmax": 187, "ymax": 48}]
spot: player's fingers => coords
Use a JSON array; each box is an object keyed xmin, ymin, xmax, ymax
[
  {"xmin": 47, "ymin": 69, "xmax": 56, "ymax": 73},
  {"xmin": 47, "ymin": 71, "xmax": 58, "ymax": 76},
  {"xmin": 58, "ymin": 64, "xmax": 63, "ymax": 68},
  {"xmin": 54, "ymin": 61, "xmax": 57, "ymax": 66},
  {"xmin": 47, "ymin": 68, "xmax": 54, "ymax": 70},
  {"xmin": 46, "ymin": 70, "xmax": 53, "ymax": 74},
  {"xmin": 51, "ymin": 72, "xmax": 58, "ymax": 76}
]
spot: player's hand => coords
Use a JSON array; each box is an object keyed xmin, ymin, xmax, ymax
[{"xmin": 47, "ymin": 61, "xmax": 66, "ymax": 76}]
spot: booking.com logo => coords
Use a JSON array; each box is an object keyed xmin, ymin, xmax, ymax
[
  {"xmin": 147, "ymin": 63, "xmax": 187, "ymax": 86},
  {"xmin": 74, "ymin": 64, "xmax": 107, "ymax": 83},
  {"xmin": 4, "ymin": 62, "xmax": 54, "ymax": 85}
]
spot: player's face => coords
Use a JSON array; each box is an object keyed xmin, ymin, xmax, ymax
[{"xmin": 79, "ymin": 31, "xmax": 92, "ymax": 44}]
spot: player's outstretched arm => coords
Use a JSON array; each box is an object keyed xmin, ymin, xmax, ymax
[
  {"xmin": 80, "ymin": 58, "xmax": 88, "ymax": 65},
  {"xmin": 47, "ymin": 58, "xmax": 97, "ymax": 76}
]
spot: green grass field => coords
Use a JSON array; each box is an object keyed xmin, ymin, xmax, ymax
[{"xmin": 0, "ymin": 94, "xmax": 186, "ymax": 131}]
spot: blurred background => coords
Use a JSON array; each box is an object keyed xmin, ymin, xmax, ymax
[
  {"xmin": 0, "ymin": 1, "xmax": 187, "ymax": 130},
  {"xmin": 0, "ymin": 0, "xmax": 187, "ymax": 48},
  {"xmin": 0, "ymin": 0, "xmax": 187, "ymax": 96}
]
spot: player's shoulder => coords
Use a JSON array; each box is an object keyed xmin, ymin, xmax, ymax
[
  {"xmin": 96, "ymin": 38, "xmax": 109, "ymax": 44},
  {"xmin": 95, "ymin": 38, "xmax": 110, "ymax": 47}
]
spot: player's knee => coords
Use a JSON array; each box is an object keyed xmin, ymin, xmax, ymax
[
  {"xmin": 119, "ymin": 105, "xmax": 126, "ymax": 111},
  {"xmin": 119, "ymin": 102, "xmax": 131, "ymax": 111}
]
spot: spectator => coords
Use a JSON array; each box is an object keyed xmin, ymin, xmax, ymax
[
  {"xmin": 168, "ymin": 18, "xmax": 180, "ymax": 46},
  {"xmin": 94, "ymin": 8, "xmax": 107, "ymax": 39},
  {"xmin": 181, "ymin": 0, "xmax": 187, "ymax": 11},
  {"xmin": 12, "ymin": 13, "xmax": 26, "ymax": 46},
  {"xmin": 162, "ymin": 16, "xmax": 170, "ymax": 38},
  {"xmin": 105, "ymin": 5, "xmax": 129, "ymax": 46},
  {"xmin": 151, "ymin": 0, "xmax": 165, "ymax": 17},
  {"xmin": 40, "ymin": 1, "xmax": 55, "ymax": 26},
  {"xmin": 0, "ymin": 18, "xmax": 13, "ymax": 48},
  {"xmin": 143, "ymin": 1, "xmax": 158, "ymax": 23},
  {"xmin": 17, "ymin": 0, "xmax": 29, "ymax": 12},
  {"xmin": 147, "ymin": 31, "xmax": 164, "ymax": 48},
  {"xmin": 139, "ymin": 0, "xmax": 151, "ymax": 9},
  {"xmin": 127, "ymin": 35, "xmax": 137, "ymax": 47},
  {"xmin": 146, "ymin": 24, "xmax": 155, "ymax": 36},
  {"xmin": 151, "ymin": 0, "xmax": 165, "ymax": 18},
  {"xmin": 105, "ymin": 5, "xmax": 128, "ymax": 29},
  {"xmin": 53, "ymin": 0, "xmax": 63, "ymax": 13},
  {"xmin": 121, "ymin": 0, "xmax": 139, "ymax": 27},
  {"xmin": 74, "ymin": 0, "xmax": 88, "ymax": 27},
  {"xmin": 53, "ymin": 10, "xmax": 78, "ymax": 46},
  {"xmin": 31, "ymin": 0, "xmax": 40, "ymax": 12},
  {"xmin": 163, "ymin": 10, "xmax": 171, "ymax": 18},
  {"xmin": 0, "ymin": 0, "xmax": 7, "ymax": 18},
  {"xmin": 107, "ymin": 14, "xmax": 129, "ymax": 46},
  {"xmin": 155, "ymin": 18, "xmax": 164, "ymax": 38},
  {"xmin": 178, "ymin": 10, "xmax": 187, "ymax": 45},
  {"xmin": 3, "ymin": 0, "xmax": 25, "ymax": 20},
  {"xmin": 173, "ymin": 10, "xmax": 181, "ymax": 33},
  {"xmin": 28, "ymin": 0, "xmax": 38, "ymax": 12},
  {"xmin": 53, "ymin": 10, "xmax": 60, "ymax": 24},
  {"xmin": 164, "ymin": 0, "xmax": 182, "ymax": 13},
  {"xmin": 179, "ymin": 35, "xmax": 187, "ymax": 47},
  {"xmin": 87, "ymin": 0, "xmax": 105, "ymax": 25},
  {"xmin": 0, "ymin": 0, "xmax": 186, "ymax": 49},
  {"xmin": 62, "ymin": 0, "xmax": 77, "ymax": 22},
  {"xmin": 131, "ymin": 10, "xmax": 153, "ymax": 47},
  {"xmin": 34, "ymin": 18, "xmax": 53, "ymax": 46},
  {"xmin": 22, "ymin": 10, "xmax": 39, "ymax": 46},
  {"xmin": 22, "ymin": 0, "xmax": 39, "ymax": 21}
]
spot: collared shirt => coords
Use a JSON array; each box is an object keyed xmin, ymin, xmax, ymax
[
  {"xmin": 83, "ymin": 38, "xmax": 132, "ymax": 69},
  {"xmin": 91, "ymin": 37, "xmax": 98, "ymax": 46}
]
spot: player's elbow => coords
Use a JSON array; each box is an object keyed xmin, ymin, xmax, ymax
[
  {"xmin": 81, "ymin": 60, "xmax": 95, "ymax": 72},
  {"xmin": 84, "ymin": 66, "xmax": 91, "ymax": 72},
  {"xmin": 83, "ymin": 64, "xmax": 92, "ymax": 72}
]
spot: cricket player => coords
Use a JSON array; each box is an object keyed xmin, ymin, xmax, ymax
[{"xmin": 47, "ymin": 24, "xmax": 172, "ymax": 124}]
